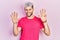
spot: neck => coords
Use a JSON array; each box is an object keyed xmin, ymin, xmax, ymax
[{"xmin": 27, "ymin": 15, "xmax": 34, "ymax": 19}]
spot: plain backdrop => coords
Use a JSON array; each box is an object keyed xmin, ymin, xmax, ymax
[{"xmin": 0, "ymin": 0, "xmax": 60, "ymax": 40}]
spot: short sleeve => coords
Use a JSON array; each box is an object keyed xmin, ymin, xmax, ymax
[
  {"xmin": 17, "ymin": 19, "xmax": 22, "ymax": 27},
  {"xmin": 38, "ymin": 18, "xmax": 44, "ymax": 29}
]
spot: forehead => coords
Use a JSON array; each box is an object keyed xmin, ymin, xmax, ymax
[{"xmin": 25, "ymin": 6, "xmax": 32, "ymax": 9}]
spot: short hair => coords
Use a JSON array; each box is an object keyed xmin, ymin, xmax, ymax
[{"xmin": 24, "ymin": 2, "xmax": 34, "ymax": 8}]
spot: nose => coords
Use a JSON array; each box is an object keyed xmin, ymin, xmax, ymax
[{"xmin": 27, "ymin": 10, "xmax": 29, "ymax": 13}]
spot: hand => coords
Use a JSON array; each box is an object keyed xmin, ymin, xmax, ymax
[
  {"xmin": 38, "ymin": 8, "xmax": 47, "ymax": 23},
  {"xmin": 10, "ymin": 11, "xmax": 18, "ymax": 24}
]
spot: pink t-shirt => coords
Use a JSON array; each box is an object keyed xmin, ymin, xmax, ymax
[{"xmin": 17, "ymin": 16, "xmax": 44, "ymax": 40}]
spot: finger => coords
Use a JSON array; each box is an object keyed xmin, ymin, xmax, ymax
[
  {"xmin": 10, "ymin": 13, "xmax": 14, "ymax": 20},
  {"xmin": 40, "ymin": 9, "xmax": 45, "ymax": 14},
  {"xmin": 39, "ymin": 10, "xmax": 42, "ymax": 17},
  {"xmin": 43, "ymin": 8, "xmax": 46, "ymax": 13},
  {"xmin": 16, "ymin": 13, "xmax": 18, "ymax": 17},
  {"xmin": 14, "ymin": 11, "xmax": 18, "ymax": 18},
  {"xmin": 15, "ymin": 12, "xmax": 17, "ymax": 17},
  {"xmin": 44, "ymin": 14, "xmax": 47, "ymax": 17},
  {"xmin": 13, "ymin": 11, "xmax": 17, "ymax": 18},
  {"xmin": 42, "ymin": 9, "xmax": 44, "ymax": 13},
  {"xmin": 38, "ymin": 14, "xmax": 42, "ymax": 18},
  {"xmin": 40, "ymin": 10, "xmax": 42, "ymax": 13},
  {"xmin": 11, "ymin": 11, "xmax": 16, "ymax": 18},
  {"xmin": 10, "ymin": 12, "xmax": 13, "ymax": 18},
  {"xmin": 42, "ymin": 9, "xmax": 43, "ymax": 12},
  {"xmin": 14, "ymin": 11, "xmax": 16, "ymax": 17}
]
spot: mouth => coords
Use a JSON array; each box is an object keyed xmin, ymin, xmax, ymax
[{"xmin": 26, "ymin": 13, "xmax": 33, "ymax": 17}]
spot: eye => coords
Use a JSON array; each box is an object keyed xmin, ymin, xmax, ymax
[
  {"xmin": 29, "ymin": 9, "xmax": 31, "ymax": 11},
  {"xmin": 25, "ymin": 9, "xmax": 28, "ymax": 11}
]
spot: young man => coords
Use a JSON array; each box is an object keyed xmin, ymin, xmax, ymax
[{"xmin": 11, "ymin": 2, "xmax": 50, "ymax": 40}]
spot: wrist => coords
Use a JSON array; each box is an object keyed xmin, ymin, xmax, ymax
[
  {"xmin": 13, "ymin": 22, "xmax": 18, "ymax": 27},
  {"xmin": 43, "ymin": 21, "xmax": 48, "ymax": 25},
  {"xmin": 13, "ymin": 22, "xmax": 18, "ymax": 24},
  {"xmin": 43, "ymin": 20, "xmax": 47, "ymax": 23}
]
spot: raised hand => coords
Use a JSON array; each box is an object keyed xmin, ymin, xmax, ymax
[
  {"xmin": 10, "ymin": 11, "xmax": 18, "ymax": 24},
  {"xmin": 38, "ymin": 9, "xmax": 47, "ymax": 22}
]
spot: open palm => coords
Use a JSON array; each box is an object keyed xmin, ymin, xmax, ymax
[
  {"xmin": 11, "ymin": 11, "xmax": 18, "ymax": 24},
  {"xmin": 38, "ymin": 9, "xmax": 47, "ymax": 22}
]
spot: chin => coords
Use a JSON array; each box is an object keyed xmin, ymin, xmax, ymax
[
  {"xmin": 27, "ymin": 15, "xmax": 31, "ymax": 17},
  {"xmin": 27, "ymin": 14, "xmax": 31, "ymax": 17}
]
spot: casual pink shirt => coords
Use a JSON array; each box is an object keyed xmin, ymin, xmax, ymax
[{"xmin": 17, "ymin": 16, "xmax": 44, "ymax": 40}]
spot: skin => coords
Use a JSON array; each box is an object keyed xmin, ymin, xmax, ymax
[{"xmin": 10, "ymin": 6, "xmax": 50, "ymax": 36}]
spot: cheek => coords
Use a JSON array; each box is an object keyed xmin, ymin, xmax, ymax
[{"xmin": 25, "ymin": 10, "xmax": 28, "ymax": 13}]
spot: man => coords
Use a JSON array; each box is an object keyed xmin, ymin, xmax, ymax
[{"xmin": 11, "ymin": 2, "xmax": 50, "ymax": 40}]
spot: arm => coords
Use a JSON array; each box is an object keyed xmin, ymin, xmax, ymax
[
  {"xmin": 42, "ymin": 22, "xmax": 50, "ymax": 36},
  {"xmin": 13, "ymin": 23, "xmax": 21, "ymax": 36},
  {"xmin": 11, "ymin": 11, "xmax": 21, "ymax": 36},
  {"xmin": 39, "ymin": 9, "xmax": 50, "ymax": 36}
]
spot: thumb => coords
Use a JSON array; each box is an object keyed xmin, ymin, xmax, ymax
[{"xmin": 38, "ymin": 14, "xmax": 41, "ymax": 18}]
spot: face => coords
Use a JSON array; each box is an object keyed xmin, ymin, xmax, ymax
[{"xmin": 24, "ymin": 6, "xmax": 34, "ymax": 17}]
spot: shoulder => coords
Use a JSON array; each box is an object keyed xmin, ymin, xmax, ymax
[
  {"xmin": 35, "ymin": 16, "xmax": 43, "ymax": 22},
  {"xmin": 18, "ymin": 16, "xmax": 26, "ymax": 22},
  {"xmin": 35, "ymin": 16, "xmax": 41, "ymax": 20}
]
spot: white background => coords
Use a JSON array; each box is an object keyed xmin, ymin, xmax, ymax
[{"xmin": 0, "ymin": 0, "xmax": 60, "ymax": 40}]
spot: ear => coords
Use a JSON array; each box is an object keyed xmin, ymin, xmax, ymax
[
  {"xmin": 32, "ymin": 8, "xmax": 34, "ymax": 11},
  {"xmin": 24, "ymin": 7, "xmax": 25, "ymax": 10}
]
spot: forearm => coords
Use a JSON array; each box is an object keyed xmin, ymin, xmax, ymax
[
  {"xmin": 13, "ymin": 23, "xmax": 18, "ymax": 36},
  {"xmin": 43, "ymin": 22, "xmax": 50, "ymax": 36}
]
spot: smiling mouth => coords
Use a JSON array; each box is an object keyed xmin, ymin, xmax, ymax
[{"xmin": 27, "ymin": 13, "xmax": 33, "ymax": 17}]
